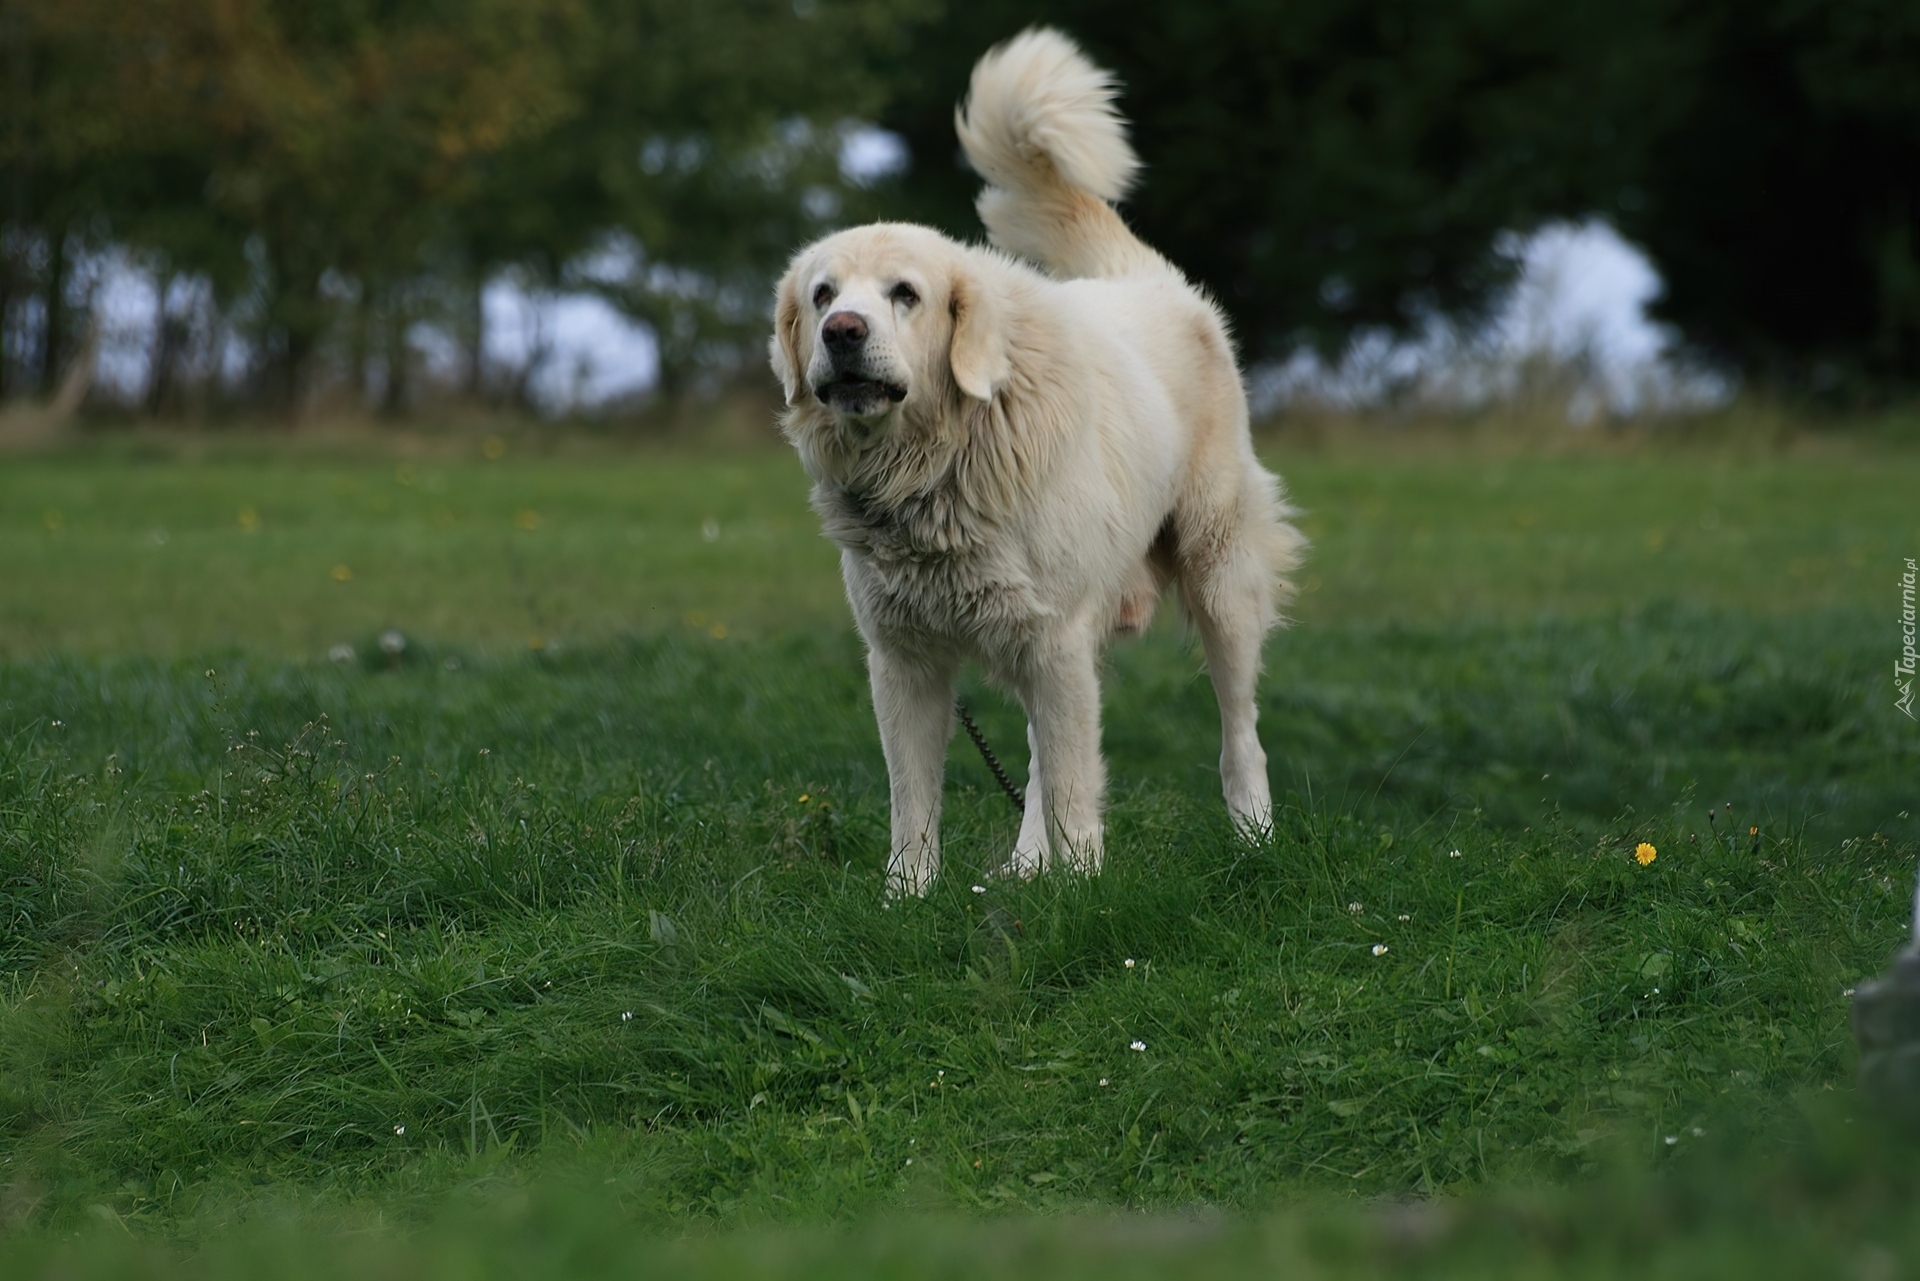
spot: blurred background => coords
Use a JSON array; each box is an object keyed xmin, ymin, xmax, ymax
[
  {"xmin": 4, "ymin": 5, "xmax": 1920, "ymax": 1270},
  {"xmin": 2, "ymin": 0, "xmax": 1915, "ymax": 427}
]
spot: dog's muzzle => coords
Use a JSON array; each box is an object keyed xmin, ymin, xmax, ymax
[{"xmin": 814, "ymin": 310, "xmax": 907, "ymax": 414}]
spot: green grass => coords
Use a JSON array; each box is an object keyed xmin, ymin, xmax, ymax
[
  {"xmin": 4, "ymin": 438, "xmax": 1917, "ymax": 655},
  {"xmin": 10, "ymin": 1109, "xmax": 1920, "ymax": 1279},
  {"xmin": 1, "ymin": 428, "xmax": 1918, "ymax": 1274}
]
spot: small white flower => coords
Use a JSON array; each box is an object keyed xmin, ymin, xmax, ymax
[
  {"xmin": 1844, "ymin": 987, "xmax": 1856, "ymax": 997},
  {"xmin": 1348, "ymin": 902, "xmax": 1363, "ymax": 914},
  {"xmin": 1691, "ymin": 1126, "xmax": 1705, "ymax": 1137},
  {"xmin": 379, "ymin": 629, "xmax": 407, "ymax": 655},
  {"xmin": 328, "ymin": 643, "xmax": 356, "ymax": 664},
  {"xmin": 1098, "ymin": 1078, "xmax": 1109, "ymax": 1087},
  {"xmin": 1124, "ymin": 958, "xmax": 1136, "ymax": 969},
  {"xmin": 394, "ymin": 1125, "xmax": 405, "ymax": 1136},
  {"xmin": 971, "ymin": 885, "xmax": 987, "ymax": 894},
  {"xmin": 937, "ymin": 1070, "xmax": 945, "ymax": 1077},
  {"xmin": 1371, "ymin": 944, "xmax": 1389, "ymax": 956},
  {"xmin": 1449, "ymin": 849, "xmax": 1462, "ymax": 858},
  {"xmin": 1396, "ymin": 914, "xmax": 1411, "ymax": 921},
  {"xmin": 621, "ymin": 1011, "xmax": 633, "ymax": 1022},
  {"xmin": 904, "ymin": 1158, "xmax": 913, "ymax": 1166},
  {"xmin": 1664, "ymin": 1134, "xmax": 1677, "ymax": 1146},
  {"xmin": 1129, "ymin": 1040, "xmax": 1146, "ymax": 1052}
]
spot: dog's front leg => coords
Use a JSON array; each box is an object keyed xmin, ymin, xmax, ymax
[
  {"xmin": 1025, "ymin": 626, "xmax": 1105, "ymax": 874},
  {"xmin": 1004, "ymin": 721, "xmax": 1048, "ymax": 878},
  {"xmin": 869, "ymin": 645, "xmax": 956, "ymax": 897}
]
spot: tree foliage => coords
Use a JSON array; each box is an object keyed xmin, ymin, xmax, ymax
[
  {"xmin": 0, "ymin": 0, "xmax": 921, "ymax": 410},
  {"xmin": 877, "ymin": 0, "xmax": 1918, "ymax": 388},
  {"xmin": 1617, "ymin": 0, "xmax": 1920, "ymax": 386},
  {"xmin": 1, "ymin": 0, "xmax": 1914, "ymax": 413},
  {"xmin": 878, "ymin": 1, "xmax": 1681, "ymax": 362}
]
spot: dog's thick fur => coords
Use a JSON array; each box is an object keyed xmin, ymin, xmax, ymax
[{"xmin": 769, "ymin": 29, "xmax": 1306, "ymax": 896}]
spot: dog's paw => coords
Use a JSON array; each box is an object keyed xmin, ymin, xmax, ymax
[
  {"xmin": 1224, "ymin": 768, "xmax": 1273, "ymax": 838},
  {"xmin": 989, "ymin": 841, "xmax": 1046, "ymax": 882},
  {"xmin": 1053, "ymin": 840, "xmax": 1105, "ymax": 877},
  {"xmin": 884, "ymin": 855, "xmax": 940, "ymax": 899},
  {"xmin": 1227, "ymin": 798, "xmax": 1275, "ymax": 842},
  {"xmin": 974, "ymin": 834, "xmax": 1045, "ymax": 884}
]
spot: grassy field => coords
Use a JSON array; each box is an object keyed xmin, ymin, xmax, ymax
[
  {"xmin": 2, "ymin": 424, "xmax": 1919, "ymax": 1275},
  {"xmin": 4, "ymin": 432, "xmax": 1915, "ymax": 654}
]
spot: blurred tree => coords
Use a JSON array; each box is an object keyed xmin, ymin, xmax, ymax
[
  {"xmin": 879, "ymin": 1, "xmax": 1917, "ymax": 389},
  {"xmin": 2, "ymin": 0, "xmax": 925, "ymax": 413},
  {"xmin": 1, "ymin": 0, "xmax": 143, "ymax": 398},
  {"xmin": 121, "ymin": 0, "xmax": 586, "ymax": 410},
  {"xmin": 2, "ymin": 0, "xmax": 585, "ymax": 409},
  {"xmin": 8, "ymin": 0, "xmax": 1911, "ymax": 413},
  {"xmin": 458, "ymin": 0, "xmax": 925, "ymax": 400},
  {"xmin": 877, "ymin": 1, "xmax": 1682, "ymax": 364},
  {"xmin": 1618, "ymin": 0, "xmax": 1920, "ymax": 388}
]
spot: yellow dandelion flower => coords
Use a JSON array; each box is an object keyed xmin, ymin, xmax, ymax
[
  {"xmin": 1635, "ymin": 842, "xmax": 1657, "ymax": 866},
  {"xmin": 329, "ymin": 564, "xmax": 353, "ymax": 582},
  {"xmin": 708, "ymin": 622, "xmax": 728, "ymax": 639}
]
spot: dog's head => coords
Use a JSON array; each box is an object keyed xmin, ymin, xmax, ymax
[{"xmin": 769, "ymin": 223, "xmax": 1009, "ymax": 424}]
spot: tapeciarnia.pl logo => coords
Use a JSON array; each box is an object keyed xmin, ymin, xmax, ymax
[{"xmin": 1900, "ymin": 557, "xmax": 1917, "ymax": 719}]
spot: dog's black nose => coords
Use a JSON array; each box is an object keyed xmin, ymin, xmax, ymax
[{"xmin": 822, "ymin": 311, "xmax": 869, "ymax": 353}]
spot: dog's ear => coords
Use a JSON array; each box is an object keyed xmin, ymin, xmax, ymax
[
  {"xmin": 948, "ymin": 266, "xmax": 1009, "ymax": 403},
  {"xmin": 768, "ymin": 264, "xmax": 807, "ymax": 406}
]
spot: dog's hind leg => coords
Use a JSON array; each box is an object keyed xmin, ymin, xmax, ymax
[
  {"xmin": 1192, "ymin": 590, "xmax": 1272, "ymax": 831},
  {"xmin": 1183, "ymin": 547, "xmax": 1273, "ymax": 832},
  {"xmin": 1177, "ymin": 480, "xmax": 1299, "ymax": 834},
  {"xmin": 870, "ymin": 644, "xmax": 957, "ymax": 897}
]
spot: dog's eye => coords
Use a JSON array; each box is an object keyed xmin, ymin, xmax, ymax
[
  {"xmin": 812, "ymin": 283, "xmax": 835, "ymax": 309},
  {"xmin": 889, "ymin": 282, "xmax": 920, "ymax": 307}
]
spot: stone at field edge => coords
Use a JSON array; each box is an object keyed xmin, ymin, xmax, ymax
[{"xmin": 1853, "ymin": 945, "xmax": 1920, "ymax": 1131}]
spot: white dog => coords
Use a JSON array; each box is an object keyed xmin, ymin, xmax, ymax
[{"xmin": 768, "ymin": 29, "xmax": 1306, "ymax": 896}]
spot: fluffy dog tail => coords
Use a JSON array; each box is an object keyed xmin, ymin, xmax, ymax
[{"xmin": 955, "ymin": 28, "xmax": 1164, "ymax": 280}]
